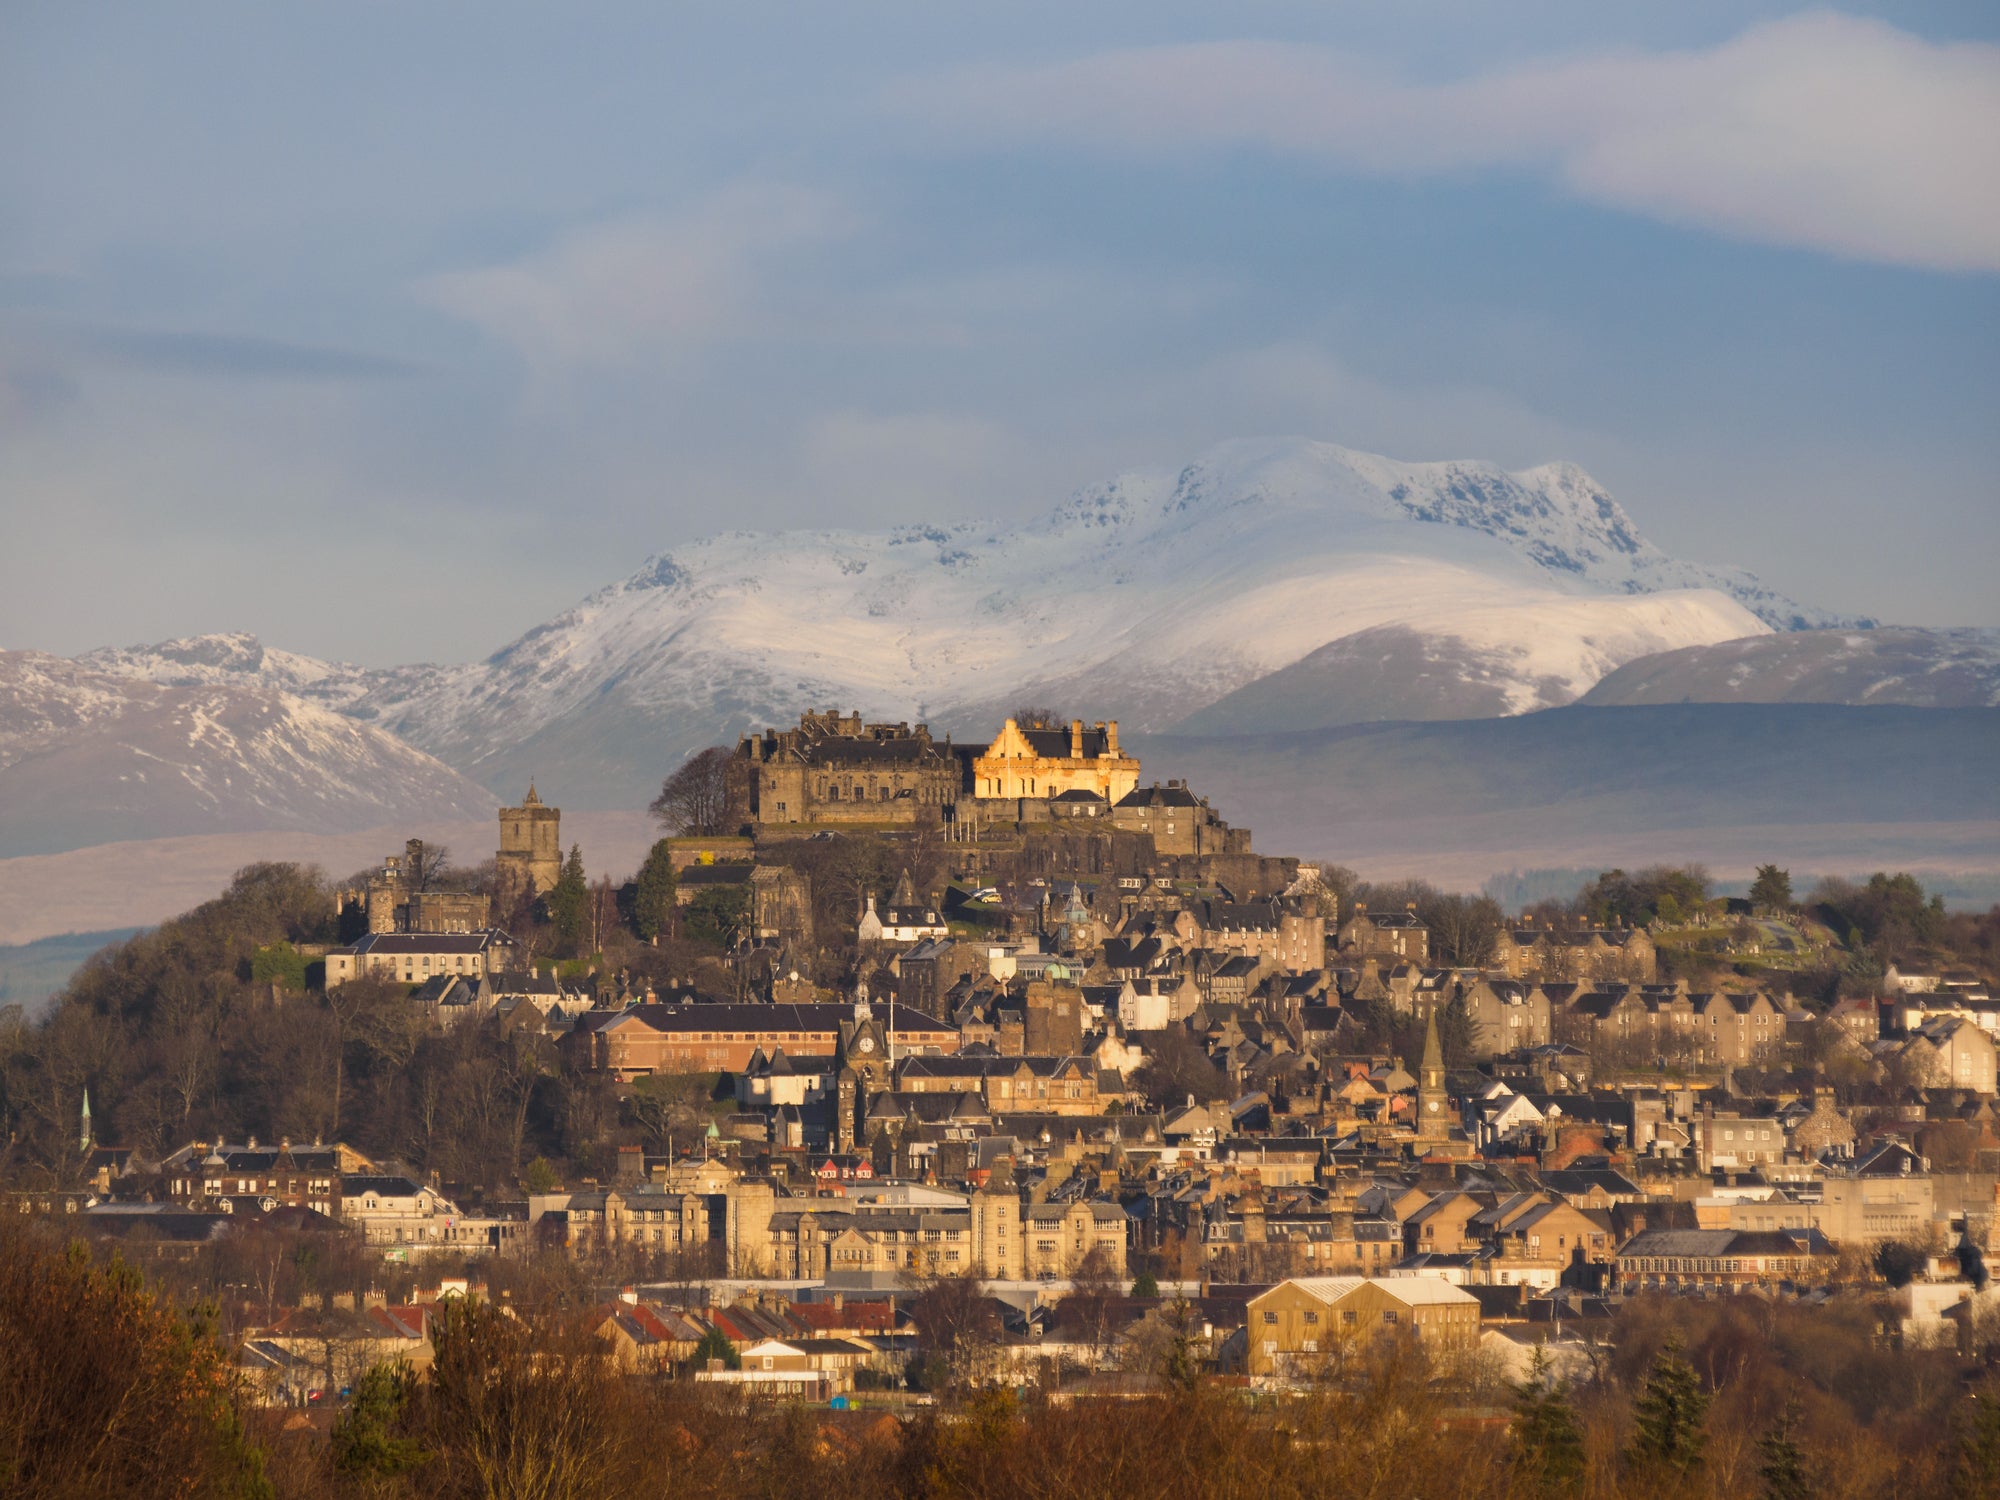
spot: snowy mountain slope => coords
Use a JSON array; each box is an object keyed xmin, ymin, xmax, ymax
[
  {"xmin": 314, "ymin": 438, "xmax": 1779, "ymax": 802},
  {"xmin": 0, "ymin": 650, "xmax": 498, "ymax": 858},
  {"xmin": 1579, "ymin": 627, "xmax": 2000, "ymax": 709},
  {"xmin": 59, "ymin": 438, "xmax": 1834, "ymax": 809}
]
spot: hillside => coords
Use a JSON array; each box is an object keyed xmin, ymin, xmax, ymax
[
  {"xmin": 1578, "ymin": 626, "xmax": 2000, "ymax": 709},
  {"xmin": 1137, "ymin": 704, "xmax": 2000, "ymax": 889}
]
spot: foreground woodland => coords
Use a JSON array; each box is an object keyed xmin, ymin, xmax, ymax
[{"xmin": 2, "ymin": 1222, "xmax": 1997, "ymax": 1500}]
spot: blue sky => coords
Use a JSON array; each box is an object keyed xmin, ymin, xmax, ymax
[{"xmin": 2, "ymin": 2, "xmax": 1995, "ymax": 665}]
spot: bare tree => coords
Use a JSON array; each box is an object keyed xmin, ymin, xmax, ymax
[
  {"xmin": 649, "ymin": 747, "xmax": 737, "ymax": 835},
  {"xmin": 1012, "ymin": 706, "xmax": 1064, "ymax": 730},
  {"xmin": 402, "ymin": 838, "xmax": 453, "ymax": 891}
]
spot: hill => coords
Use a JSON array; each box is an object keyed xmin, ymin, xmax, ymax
[
  {"xmin": 1578, "ymin": 626, "xmax": 2000, "ymax": 709},
  {"xmin": 1137, "ymin": 703, "xmax": 2000, "ymax": 889}
]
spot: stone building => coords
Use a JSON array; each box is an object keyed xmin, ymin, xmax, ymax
[
  {"xmin": 1494, "ymin": 923, "xmax": 1657, "ymax": 983},
  {"xmin": 1459, "ymin": 979, "xmax": 1552, "ymax": 1057},
  {"xmin": 968, "ymin": 718, "xmax": 1140, "ymax": 805},
  {"xmin": 1336, "ymin": 904, "xmax": 1430, "ymax": 964},
  {"xmin": 497, "ymin": 785, "xmax": 562, "ymax": 907},
  {"xmin": 324, "ymin": 930, "xmax": 519, "ymax": 987},
  {"xmin": 735, "ymin": 710, "xmax": 959, "ymax": 827},
  {"xmin": 340, "ymin": 839, "xmax": 491, "ymax": 936},
  {"xmin": 1177, "ymin": 898, "xmax": 1324, "ymax": 972},
  {"xmin": 1245, "ymin": 1277, "xmax": 1481, "ymax": 1378},
  {"xmin": 1109, "ymin": 781, "xmax": 1250, "ymax": 858},
  {"xmin": 749, "ymin": 865, "xmax": 814, "ymax": 946},
  {"xmin": 566, "ymin": 1001, "xmax": 960, "ymax": 1079}
]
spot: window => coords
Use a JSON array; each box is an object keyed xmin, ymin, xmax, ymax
[
  {"xmin": 1303, "ymin": 1310, "xmax": 1319, "ymax": 1325},
  {"xmin": 1383, "ymin": 1310, "xmax": 1398, "ymax": 1324},
  {"xmin": 1262, "ymin": 1310, "xmax": 1278, "ymax": 1325}
]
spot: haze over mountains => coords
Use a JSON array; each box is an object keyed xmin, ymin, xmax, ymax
[{"xmin": 3, "ymin": 435, "xmax": 1992, "ymax": 951}]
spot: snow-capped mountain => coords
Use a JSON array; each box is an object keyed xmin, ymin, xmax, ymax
[
  {"xmin": 0, "ymin": 649, "xmax": 497, "ymax": 858},
  {"xmin": 314, "ymin": 437, "xmax": 1794, "ymax": 802},
  {"xmin": 54, "ymin": 438, "xmax": 1850, "ymax": 812}
]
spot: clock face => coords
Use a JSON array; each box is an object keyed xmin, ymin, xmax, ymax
[
  {"xmin": 1426, "ymin": 1100, "xmax": 1439, "ymax": 1113},
  {"xmin": 857, "ymin": 1036, "xmax": 875, "ymax": 1053}
]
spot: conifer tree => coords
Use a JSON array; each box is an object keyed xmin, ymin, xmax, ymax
[
  {"xmin": 1758, "ymin": 1400, "xmax": 1810, "ymax": 1500},
  {"xmin": 1955, "ymin": 1392, "xmax": 2000, "ymax": 1500},
  {"xmin": 546, "ymin": 844, "xmax": 589, "ymax": 954},
  {"xmin": 1511, "ymin": 1345, "xmax": 1586, "ymax": 1493},
  {"xmin": 1628, "ymin": 1336, "xmax": 1709, "ymax": 1480},
  {"xmin": 631, "ymin": 839, "xmax": 678, "ymax": 941}
]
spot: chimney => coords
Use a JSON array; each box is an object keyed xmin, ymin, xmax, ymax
[
  {"xmin": 1070, "ymin": 719, "xmax": 1084, "ymax": 758},
  {"xmin": 1106, "ymin": 721, "xmax": 1120, "ymax": 757}
]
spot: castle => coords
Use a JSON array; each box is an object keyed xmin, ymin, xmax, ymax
[
  {"xmin": 733, "ymin": 711, "xmax": 960, "ymax": 827},
  {"xmin": 967, "ymin": 717, "xmax": 1139, "ymax": 807}
]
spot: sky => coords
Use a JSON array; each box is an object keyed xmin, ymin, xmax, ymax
[{"xmin": 2, "ymin": 2, "xmax": 1996, "ymax": 667}]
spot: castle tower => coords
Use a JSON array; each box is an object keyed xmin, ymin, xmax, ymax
[
  {"xmin": 496, "ymin": 784, "xmax": 562, "ymax": 909},
  {"xmin": 1417, "ymin": 1011, "xmax": 1451, "ymax": 1144}
]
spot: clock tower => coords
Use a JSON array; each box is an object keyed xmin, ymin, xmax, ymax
[
  {"xmin": 835, "ymin": 988, "xmax": 892, "ymax": 1153},
  {"xmin": 1417, "ymin": 1010, "xmax": 1451, "ymax": 1145}
]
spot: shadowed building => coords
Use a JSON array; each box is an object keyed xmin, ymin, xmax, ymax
[{"xmin": 497, "ymin": 785, "xmax": 562, "ymax": 906}]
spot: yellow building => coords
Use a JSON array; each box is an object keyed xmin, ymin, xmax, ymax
[
  {"xmin": 1244, "ymin": 1276, "xmax": 1481, "ymax": 1379},
  {"xmin": 970, "ymin": 719, "xmax": 1140, "ymax": 802}
]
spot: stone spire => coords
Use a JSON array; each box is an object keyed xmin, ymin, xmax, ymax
[
  {"xmin": 79, "ymin": 1088, "xmax": 92, "ymax": 1153},
  {"xmin": 1417, "ymin": 1011, "xmax": 1450, "ymax": 1143}
]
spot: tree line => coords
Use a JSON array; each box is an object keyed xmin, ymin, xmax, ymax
[{"xmin": 5, "ymin": 1216, "xmax": 1998, "ymax": 1499}]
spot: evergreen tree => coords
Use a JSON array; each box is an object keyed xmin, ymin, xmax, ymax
[
  {"xmin": 1758, "ymin": 1401, "xmax": 1810, "ymax": 1500},
  {"xmin": 1955, "ymin": 1392, "xmax": 2000, "ymax": 1500},
  {"xmin": 1130, "ymin": 1271, "xmax": 1160, "ymax": 1299},
  {"xmin": 546, "ymin": 844, "xmax": 589, "ymax": 954},
  {"xmin": 691, "ymin": 1327, "xmax": 740, "ymax": 1370},
  {"xmin": 1751, "ymin": 864, "xmax": 1794, "ymax": 913},
  {"xmin": 1511, "ymin": 1346, "xmax": 1586, "ymax": 1493},
  {"xmin": 330, "ymin": 1361, "xmax": 428, "ymax": 1476},
  {"xmin": 1628, "ymin": 1337, "xmax": 1709, "ymax": 1480},
  {"xmin": 631, "ymin": 839, "xmax": 678, "ymax": 941},
  {"xmin": 1437, "ymin": 995, "xmax": 1477, "ymax": 1068}
]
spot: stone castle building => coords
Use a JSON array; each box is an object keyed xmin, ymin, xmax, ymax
[
  {"xmin": 734, "ymin": 711, "xmax": 960, "ymax": 827},
  {"xmin": 968, "ymin": 718, "xmax": 1139, "ymax": 805},
  {"xmin": 340, "ymin": 839, "xmax": 490, "ymax": 936},
  {"xmin": 497, "ymin": 784, "xmax": 562, "ymax": 906}
]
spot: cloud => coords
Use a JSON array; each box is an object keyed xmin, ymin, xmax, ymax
[
  {"xmin": 901, "ymin": 13, "xmax": 2000, "ymax": 273},
  {"xmin": 85, "ymin": 327, "xmax": 419, "ymax": 380},
  {"xmin": 799, "ymin": 409, "xmax": 1014, "ymax": 523},
  {"xmin": 425, "ymin": 183, "xmax": 856, "ymax": 368}
]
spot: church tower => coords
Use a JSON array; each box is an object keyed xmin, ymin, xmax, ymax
[
  {"xmin": 496, "ymin": 784, "xmax": 562, "ymax": 908},
  {"xmin": 1417, "ymin": 1011, "xmax": 1451, "ymax": 1144}
]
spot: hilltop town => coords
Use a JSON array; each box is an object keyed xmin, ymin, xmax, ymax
[{"xmin": 7, "ymin": 702, "xmax": 1999, "ymax": 1435}]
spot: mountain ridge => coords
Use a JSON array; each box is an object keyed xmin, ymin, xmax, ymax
[{"xmin": 40, "ymin": 436, "xmax": 1879, "ymax": 819}]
